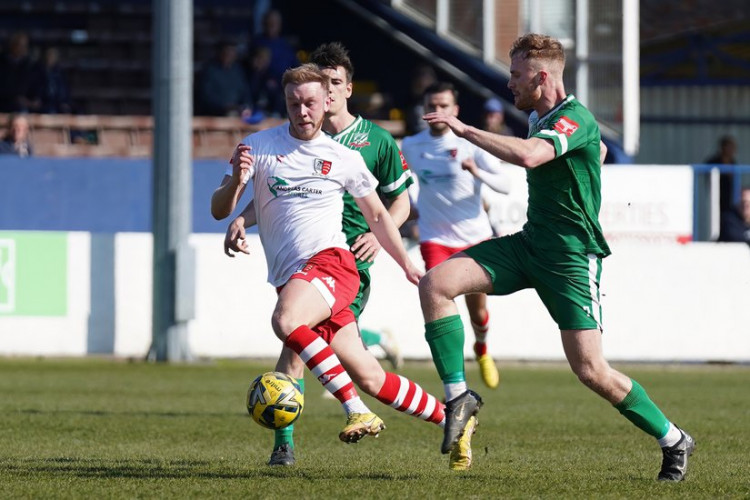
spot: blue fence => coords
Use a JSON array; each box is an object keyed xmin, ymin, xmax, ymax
[
  {"xmin": 0, "ymin": 157, "xmax": 243, "ymax": 233},
  {"xmin": 2, "ymin": 157, "xmax": 748, "ymax": 238}
]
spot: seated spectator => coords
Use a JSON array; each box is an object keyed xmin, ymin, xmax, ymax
[
  {"xmin": 252, "ymin": 9, "xmax": 299, "ymax": 84},
  {"xmin": 481, "ymin": 97, "xmax": 513, "ymax": 136},
  {"xmin": 27, "ymin": 47, "xmax": 73, "ymax": 114},
  {"xmin": 195, "ymin": 41, "xmax": 253, "ymax": 117},
  {"xmin": 245, "ymin": 46, "xmax": 284, "ymax": 119},
  {"xmin": 718, "ymin": 188, "xmax": 750, "ymax": 244},
  {"xmin": 0, "ymin": 31, "xmax": 35, "ymax": 112},
  {"xmin": 0, "ymin": 114, "xmax": 32, "ymax": 157}
]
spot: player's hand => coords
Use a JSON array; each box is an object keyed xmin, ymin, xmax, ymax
[
  {"xmin": 461, "ymin": 157, "xmax": 479, "ymax": 176},
  {"xmin": 403, "ymin": 260, "xmax": 424, "ymax": 285},
  {"xmin": 351, "ymin": 232, "xmax": 381, "ymax": 263},
  {"xmin": 422, "ymin": 112, "xmax": 469, "ymax": 136},
  {"xmin": 224, "ymin": 217, "xmax": 250, "ymax": 257},
  {"xmin": 229, "ymin": 144, "xmax": 254, "ymax": 185}
]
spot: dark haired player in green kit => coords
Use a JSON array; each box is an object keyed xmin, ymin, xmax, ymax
[{"xmin": 420, "ymin": 33, "xmax": 695, "ymax": 481}]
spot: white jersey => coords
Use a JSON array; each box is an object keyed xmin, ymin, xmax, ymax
[
  {"xmin": 230, "ymin": 125, "xmax": 378, "ymax": 286},
  {"xmin": 401, "ymin": 129, "xmax": 503, "ymax": 246}
]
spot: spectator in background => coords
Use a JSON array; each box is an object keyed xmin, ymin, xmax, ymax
[
  {"xmin": 718, "ymin": 187, "xmax": 750, "ymax": 244},
  {"xmin": 27, "ymin": 47, "xmax": 73, "ymax": 114},
  {"xmin": 481, "ymin": 97, "xmax": 513, "ymax": 136},
  {"xmin": 251, "ymin": 0, "xmax": 272, "ymax": 37},
  {"xmin": 245, "ymin": 45, "xmax": 285, "ymax": 119},
  {"xmin": 404, "ymin": 64, "xmax": 437, "ymax": 136},
  {"xmin": 0, "ymin": 31, "xmax": 35, "ymax": 112},
  {"xmin": 252, "ymin": 9, "xmax": 299, "ymax": 84},
  {"xmin": 704, "ymin": 135, "xmax": 737, "ymax": 211},
  {"xmin": 705, "ymin": 135, "xmax": 741, "ymax": 242},
  {"xmin": 0, "ymin": 113, "xmax": 32, "ymax": 157},
  {"xmin": 195, "ymin": 41, "xmax": 253, "ymax": 117}
]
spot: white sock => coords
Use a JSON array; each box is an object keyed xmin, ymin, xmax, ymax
[
  {"xmin": 444, "ymin": 381, "xmax": 468, "ymax": 402},
  {"xmin": 657, "ymin": 422, "xmax": 682, "ymax": 448},
  {"xmin": 342, "ymin": 396, "xmax": 369, "ymax": 415}
]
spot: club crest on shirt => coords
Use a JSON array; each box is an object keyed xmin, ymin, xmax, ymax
[
  {"xmin": 347, "ymin": 132, "xmax": 370, "ymax": 148},
  {"xmin": 553, "ymin": 116, "xmax": 579, "ymax": 137},
  {"xmin": 449, "ymin": 148, "xmax": 458, "ymax": 158},
  {"xmin": 314, "ymin": 158, "xmax": 333, "ymax": 176}
]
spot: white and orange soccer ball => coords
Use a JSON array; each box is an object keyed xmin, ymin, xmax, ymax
[{"xmin": 246, "ymin": 371, "xmax": 304, "ymax": 430}]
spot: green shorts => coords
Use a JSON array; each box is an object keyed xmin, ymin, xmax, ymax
[
  {"xmin": 348, "ymin": 268, "xmax": 372, "ymax": 320},
  {"xmin": 463, "ymin": 232, "xmax": 603, "ymax": 331}
]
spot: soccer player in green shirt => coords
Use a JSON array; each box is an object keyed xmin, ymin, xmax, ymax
[{"xmin": 420, "ymin": 33, "xmax": 695, "ymax": 480}]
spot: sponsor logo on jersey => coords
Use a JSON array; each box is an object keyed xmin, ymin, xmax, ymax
[
  {"xmin": 417, "ymin": 169, "xmax": 454, "ymax": 185},
  {"xmin": 348, "ymin": 132, "xmax": 371, "ymax": 148},
  {"xmin": 314, "ymin": 158, "xmax": 333, "ymax": 175},
  {"xmin": 399, "ymin": 151, "xmax": 409, "ymax": 170},
  {"xmin": 267, "ymin": 176, "xmax": 323, "ymax": 198},
  {"xmin": 321, "ymin": 276, "xmax": 336, "ymax": 292},
  {"xmin": 553, "ymin": 116, "xmax": 579, "ymax": 137}
]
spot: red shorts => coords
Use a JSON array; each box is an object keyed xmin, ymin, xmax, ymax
[
  {"xmin": 284, "ymin": 247, "xmax": 360, "ymax": 343},
  {"xmin": 420, "ymin": 241, "xmax": 474, "ymax": 271}
]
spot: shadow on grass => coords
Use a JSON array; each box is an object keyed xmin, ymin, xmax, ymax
[{"xmin": 0, "ymin": 457, "xmax": 421, "ymax": 481}]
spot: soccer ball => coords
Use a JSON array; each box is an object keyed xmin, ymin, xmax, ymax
[{"xmin": 246, "ymin": 371, "xmax": 304, "ymax": 430}]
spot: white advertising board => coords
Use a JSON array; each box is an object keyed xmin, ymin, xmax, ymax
[{"xmin": 484, "ymin": 164, "xmax": 694, "ymax": 243}]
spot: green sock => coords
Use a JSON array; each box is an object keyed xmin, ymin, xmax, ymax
[
  {"xmin": 360, "ymin": 328, "xmax": 382, "ymax": 347},
  {"xmin": 274, "ymin": 377, "xmax": 305, "ymax": 449},
  {"xmin": 614, "ymin": 379, "xmax": 670, "ymax": 439},
  {"xmin": 425, "ymin": 315, "xmax": 465, "ymax": 383}
]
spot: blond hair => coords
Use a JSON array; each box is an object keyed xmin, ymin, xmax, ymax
[
  {"xmin": 509, "ymin": 34, "xmax": 565, "ymax": 65},
  {"xmin": 281, "ymin": 63, "xmax": 330, "ymax": 91}
]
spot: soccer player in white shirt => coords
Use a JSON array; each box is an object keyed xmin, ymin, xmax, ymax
[
  {"xmin": 401, "ymin": 82, "xmax": 511, "ymax": 392},
  {"xmin": 212, "ymin": 64, "xmax": 447, "ymax": 464}
]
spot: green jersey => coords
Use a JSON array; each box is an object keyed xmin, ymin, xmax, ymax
[
  {"xmin": 525, "ymin": 95, "xmax": 611, "ymax": 257},
  {"xmin": 327, "ymin": 115, "xmax": 413, "ymax": 269}
]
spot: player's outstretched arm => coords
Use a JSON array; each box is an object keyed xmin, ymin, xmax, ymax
[
  {"xmin": 423, "ymin": 112, "xmax": 554, "ymax": 169},
  {"xmin": 224, "ymin": 199, "xmax": 257, "ymax": 257},
  {"xmin": 354, "ymin": 192, "xmax": 423, "ymax": 285},
  {"xmin": 211, "ymin": 144, "xmax": 254, "ymax": 220}
]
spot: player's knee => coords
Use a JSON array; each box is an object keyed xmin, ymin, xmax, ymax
[
  {"xmin": 418, "ymin": 271, "xmax": 450, "ymax": 305},
  {"xmin": 573, "ymin": 362, "xmax": 605, "ymax": 390},
  {"xmin": 270, "ymin": 310, "xmax": 298, "ymax": 341}
]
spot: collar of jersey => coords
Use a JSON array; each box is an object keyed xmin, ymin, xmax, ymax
[
  {"xmin": 326, "ymin": 115, "xmax": 363, "ymax": 139},
  {"xmin": 536, "ymin": 94, "xmax": 576, "ymax": 127}
]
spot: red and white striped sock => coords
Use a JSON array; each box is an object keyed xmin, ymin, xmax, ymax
[
  {"xmin": 472, "ymin": 311, "xmax": 490, "ymax": 357},
  {"xmin": 285, "ymin": 326, "xmax": 367, "ymax": 412},
  {"xmin": 375, "ymin": 372, "xmax": 445, "ymax": 427}
]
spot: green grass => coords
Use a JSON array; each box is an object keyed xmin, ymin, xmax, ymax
[{"xmin": 0, "ymin": 358, "xmax": 748, "ymax": 499}]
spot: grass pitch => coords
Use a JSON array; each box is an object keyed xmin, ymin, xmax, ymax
[{"xmin": 0, "ymin": 358, "xmax": 748, "ymax": 499}]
